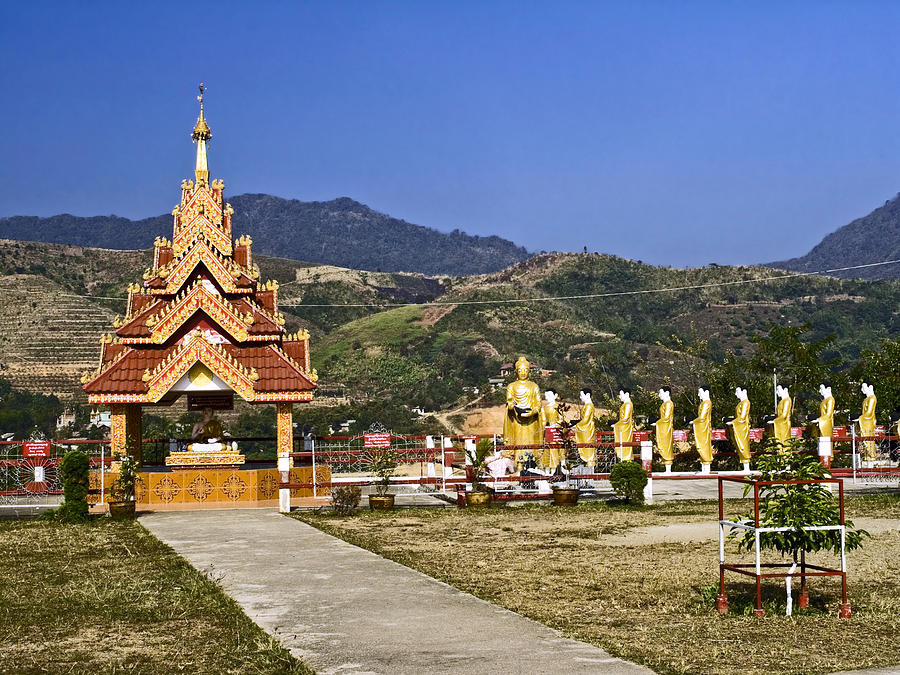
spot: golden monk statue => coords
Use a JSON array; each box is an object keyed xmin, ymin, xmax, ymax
[
  {"xmin": 192, "ymin": 407, "xmax": 223, "ymax": 443},
  {"xmin": 653, "ymin": 387, "xmax": 675, "ymax": 469},
  {"xmin": 574, "ymin": 388, "xmax": 596, "ymax": 465},
  {"xmin": 539, "ymin": 389, "xmax": 562, "ymax": 470},
  {"xmin": 613, "ymin": 389, "xmax": 634, "ymax": 461},
  {"xmin": 815, "ymin": 383, "xmax": 835, "ymax": 438},
  {"xmin": 504, "ymin": 356, "xmax": 543, "ymax": 466},
  {"xmin": 167, "ymin": 406, "xmax": 243, "ymax": 467},
  {"xmin": 855, "ymin": 382, "xmax": 877, "ymax": 461},
  {"xmin": 692, "ymin": 386, "xmax": 713, "ymax": 468},
  {"xmin": 768, "ymin": 385, "xmax": 792, "ymax": 447},
  {"xmin": 727, "ymin": 386, "xmax": 751, "ymax": 467}
]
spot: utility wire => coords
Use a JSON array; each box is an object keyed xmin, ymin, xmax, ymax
[
  {"xmin": 22, "ymin": 257, "xmax": 900, "ymax": 305},
  {"xmin": 278, "ymin": 258, "xmax": 900, "ymax": 308}
]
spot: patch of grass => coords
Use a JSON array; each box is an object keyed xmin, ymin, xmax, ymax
[
  {"xmin": 0, "ymin": 519, "xmax": 313, "ymax": 674},
  {"xmin": 315, "ymin": 305, "xmax": 429, "ymax": 365},
  {"xmin": 294, "ymin": 498, "xmax": 900, "ymax": 675}
]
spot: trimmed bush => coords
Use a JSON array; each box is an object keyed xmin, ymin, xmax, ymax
[
  {"xmin": 609, "ymin": 460, "xmax": 648, "ymax": 505},
  {"xmin": 57, "ymin": 449, "xmax": 90, "ymax": 523}
]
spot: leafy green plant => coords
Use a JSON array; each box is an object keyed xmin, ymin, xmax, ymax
[
  {"xmin": 110, "ymin": 454, "xmax": 139, "ymax": 503},
  {"xmin": 465, "ymin": 438, "xmax": 494, "ymax": 493},
  {"xmin": 57, "ymin": 448, "xmax": 90, "ymax": 523},
  {"xmin": 732, "ymin": 442, "xmax": 867, "ymax": 559},
  {"xmin": 368, "ymin": 445, "xmax": 399, "ymax": 496},
  {"xmin": 609, "ymin": 460, "xmax": 649, "ymax": 505}
]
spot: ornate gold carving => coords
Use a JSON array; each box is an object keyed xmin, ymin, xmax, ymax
[
  {"xmin": 221, "ymin": 473, "xmax": 248, "ymax": 500},
  {"xmin": 258, "ymin": 472, "xmax": 277, "ymax": 499},
  {"xmin": 187, "ymin": 474, "xmax": 214, "ymax": 502},
  {"xmin": 276, "ymin": 402, "xmax": 293, "ymax": 459},
  {"xmin": 153, "ymin": 475, "xmax": 179, "ymax": 503}
]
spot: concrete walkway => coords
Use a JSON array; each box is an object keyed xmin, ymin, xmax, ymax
[{"xmin": 141, "ymin": 509, "xmax": 651, "ymax": 675}]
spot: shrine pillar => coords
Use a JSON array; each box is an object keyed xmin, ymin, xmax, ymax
[
  {"xmin": 110, "ymin": 404, "xmax": 142, "ymax": 462},
  {"xmin": 277, "ymin": 402, "xmax": 293, "ymax": 513}
]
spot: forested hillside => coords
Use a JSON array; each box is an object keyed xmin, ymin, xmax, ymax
[{"xmin": 0, "ymin": 194, "xmax": 530, "ymax": 276}]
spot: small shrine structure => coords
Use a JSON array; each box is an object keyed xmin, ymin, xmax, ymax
[{"xmin": 82, "ymin": 86, "xmax": 317, "ymax": 486}]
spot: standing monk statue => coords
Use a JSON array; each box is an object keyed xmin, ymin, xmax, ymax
[
  {"xmin": 768, "ymin": 385, "xmax": 792, "ymax": 447},
  {"xmin": 653, "ymin": 387, "xmax": 675, "ymax": 470},
  {"xmin": 574, "ymin": 388, "xmax": 596, "ymax": 465},
  {"xmin": 613, "ymin": 389, "xmax": 634, "ymax": 461},
  {"xmin": 812, "ymin": 382, "xmax": 835, "ymax": 467},
  {"xmin": 855, "ymin": 382, "xmax": 877, "ymax": 462},
  {"xmin": 504, "ymin": 356, "xmax": 543, "ymax": 467},
  {"xmin": 727, "ymin": 386, "xmax": 751, "ymax": 469},
  {"xmin": 693, "ymin": 386, "xmax": 713, "ymax": 470},
  {"xmin": 539, "ymin": 389, "xmax": 562, "ymax": 470}
]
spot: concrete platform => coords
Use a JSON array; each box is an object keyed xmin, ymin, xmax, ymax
[{"xmin": 141, "ymin": 509, "xmax": 651, "ymax": 675}]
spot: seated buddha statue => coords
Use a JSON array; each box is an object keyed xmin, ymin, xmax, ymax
[{"xmin": 188, "ymin": 407, "xmax": 237, "ymax": 453}]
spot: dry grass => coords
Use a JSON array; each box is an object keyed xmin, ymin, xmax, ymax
[
  {"xmin": 295, "ymin": 494, "xmax": 900, "ymax": 675},
  {"xmin": 0, "ymin": 519, "xmax": 313, "ymax": 674}
]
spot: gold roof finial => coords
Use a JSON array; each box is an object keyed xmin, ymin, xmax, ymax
[{"xmin": 192, "ymin": 83, "xmax": 211, "ymax": 185}]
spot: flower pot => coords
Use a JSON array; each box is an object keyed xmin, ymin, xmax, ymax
[
  {"xmin": 465, "ymin": 490, "xmax": 492, "ymax": 507},
  {"xmin": 368, "ymin": 494, "xmax": 395, "ymax": 511},
  {"xmin": 108, "ymin": 500, "xmax": 136, "ymax": 519},
  {"xmin": 552, "ymin": 487, "xmax": 580, "ymax": 506}
]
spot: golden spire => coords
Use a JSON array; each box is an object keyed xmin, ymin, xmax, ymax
[{"xmin": 192, "ymin": 83, "xmax": 212, "ymax": 185}]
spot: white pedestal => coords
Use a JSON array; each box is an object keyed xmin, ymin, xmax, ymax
[{"xmin": 701, "ymin": 463, "xmax": 711, "ymax": 474}]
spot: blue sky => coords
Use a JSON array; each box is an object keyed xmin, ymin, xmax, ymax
[{"xmin": 2, "ymin": 1, "xmax": 900, "ymax": 267}]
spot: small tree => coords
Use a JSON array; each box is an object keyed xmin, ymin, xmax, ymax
[
  {"xmin": 331, "ymin": 485, "xmax": 362, "ymax": 515},
  {"xmin": 609, "ymin": 460, "xmax": 649, "ymax": 505},
  {"xmin": 733, "ymin": 442, "xmax": 867, "ymax": 561},
  {"xmin": 465, "ymin": 438, "xmax": 494, "ymax": 493},
  {"xmin": 57, "ymin": 449, "xmax": 90, "ymax": 523},
  {"xmin": 369, "ymin": 445, "xmax": 399, "ymax": 496},
  {"xmin": 110, "ymin": 454, "xmax": 139, "ymax": 503}
]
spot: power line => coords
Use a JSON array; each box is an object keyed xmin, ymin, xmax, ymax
[
  {"xmin": 18, "ymin": 257, "xmax": 900, "ymax": 306},
  {"xmin": 278, "ymin": 258, "xmax": 900, "ymax": 308}
]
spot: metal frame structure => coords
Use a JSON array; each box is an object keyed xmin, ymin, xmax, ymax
[{"xmin": 716, "ymin": 476, "xmax": 851, "ymax": 618}]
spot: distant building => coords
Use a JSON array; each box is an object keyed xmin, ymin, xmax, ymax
[
  {"xmin": 90, "ymin": 409, "xmax": 111, "ymax": 428},
  {"xmin": 56, "ymin": 408, "xmax": 76, "ymax": 430}
]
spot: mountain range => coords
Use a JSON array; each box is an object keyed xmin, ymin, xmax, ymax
[
  {"xmin": 771, "ymin": 192, "xmax": 900, "ymax": 279},
  {"xmin": 0, "ymin": 194, "xmax": 530, "ymax": 277}
]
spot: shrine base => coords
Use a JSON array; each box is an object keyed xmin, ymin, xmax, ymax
[{"xmin": 89, "ymin": 466, "xmax": 330, "ymax": 510}]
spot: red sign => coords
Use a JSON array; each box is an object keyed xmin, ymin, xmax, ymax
[
  {"xmin": 711, "ymin": 429, "xmax": 728, "ymax": 441},
  {"xmin": 544, "ymin": 428, "xmax": 562, "ymax": 444},
  {"xmin": 23, "ymin": 441, "xmax": 51, "ymax": 458},
  {"xmin": 673, "ymin": 430, "xmax": 689, "ymax": 442},
  {"xmin": 633, "ymin": 431, "xmax": 650, "ymax": 442},
  {"xmin": 832, "ymin": 426, "xmax": 848, "ymax": 439},
  {"xmin": 363, "ymin": 433, "xmax": 391, "ymax": 448},
  {"xmin": 790, "ymin": 427, "xmax": 803, "ymax": 438},
  {"xmin": 749, "ymin": 428, "xmax": 765, "ymax": 441}
]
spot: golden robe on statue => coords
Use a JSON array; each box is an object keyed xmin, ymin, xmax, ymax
[
  {"xmin": 858, "ymin": 394, "xmax": 877, "ymax": 460},
  {"xmin": 539, "ymin": 400, "xmax": 562, "ymax": 469},
  {"xmin": 575, "ymin": 403, "xmax": 596, "ymax": 464},
  {"xmin": 730, "ymin": 399, "xmax": 751, "ymax": 463},
  {"xmin": 613, "ymin": 401, "xmax": 634, "ymax": 461},
  {"xmin": 504, "ymin": 370, "xmax": 543, "ymax": 464},
  {"xmin": 772, "ymin": 396, "xmax": 792, "ymax": 446},
  {"xmin": 654, "ymin": 400, "xmax": 675, "ymax": 465},
  {"xmin": 816, "ymin": 396, "xmax": 835, "ymax": 438},
  {"xmin": 693, "ymin": 399, "xmax": 713, "ymax": 464}
]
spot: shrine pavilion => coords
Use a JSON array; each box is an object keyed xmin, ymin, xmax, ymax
[{"xmin": 82, "ymin": 87, "xmax": 320, "ymax": 508}]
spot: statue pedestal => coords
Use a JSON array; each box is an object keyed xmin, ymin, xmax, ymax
[{"xmin": 165, "ymin": 445, "xmax": 245, "ymax": 468}]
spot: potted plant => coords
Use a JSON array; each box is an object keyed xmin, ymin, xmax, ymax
[
  {"xmin": 368, "ymin": 444, "xmax": 399, "ymax": 510},
  {"xmin": 108, "ymin": 453, "xmax": 139, "ymax": 519},
  {"xmin": 464, "ymin": 438, "xmax": 494, "ymax": 507},
  {"xmin": 552, "ymin": 402, "xmax": 581, "ymax": 505}
]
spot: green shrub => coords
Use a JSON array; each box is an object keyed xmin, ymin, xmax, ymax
[
  {"xmin": 609, "ymin": 460, "xmax": 649, "ymax": 505},
  {"xmin": 57, "ymin": 449, "xmax": 90, "ymax": 523}
]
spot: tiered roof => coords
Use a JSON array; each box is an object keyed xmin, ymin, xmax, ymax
[{"xmin": 83, "ymin": 87, "xmax": 316, "ymax": 405}]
